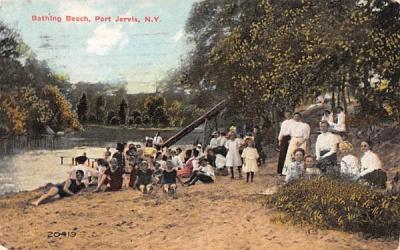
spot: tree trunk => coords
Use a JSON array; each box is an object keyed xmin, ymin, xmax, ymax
[
  {"xmin": 331, "ymin": 85, "xmax": 336, "ymax": 110},
  {"xmin": 341, "ymin": 75, "xmax": 347, "ymax": 113}
]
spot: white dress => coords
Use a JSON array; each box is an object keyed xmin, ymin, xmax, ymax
[
  {"xmin": 225, "ymin": 140, "xmax": 242, "ymax": 167},
  {"xmin": 241, "ymin": 147, "xmax": 259, "ymax": 172},
  {"xmin": 340, "ymin": 154, "xmax": 360, "ymax": 179}
]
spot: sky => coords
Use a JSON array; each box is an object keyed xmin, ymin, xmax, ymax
[{"xmin": 0, "ymin": 0, "xmax": 197, "ymax": 93}]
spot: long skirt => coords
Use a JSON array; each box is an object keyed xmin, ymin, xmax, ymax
[
  {"xmin": 283, "ymin": 137, "xmax": 308, "ymax": 174},
  {"xmin": 362, "ymin": 169, "xmax": 387, "ymax": 189},
  {"xmin": 316, "ymin": 151, "xmax": 337, "ymax": 173},
  {"xmin": 277, "ymin": 135, "xmax": 290, "ymax": 174}
]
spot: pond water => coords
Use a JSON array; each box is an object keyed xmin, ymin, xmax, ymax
[{"xmin": 0, "ymin": 126, "xmax": 204, "ymax": 195}]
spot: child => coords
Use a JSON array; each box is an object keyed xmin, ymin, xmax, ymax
[
  {"xmin": 304, "ymin": 155, "xmax": 321, "ymax": 179},
  {"xmin": 225, "ymin": 132, "xmax": 243, "ymax": 179},
  {"xmin": 128, "ymin": 161, "xmax": 137, "ymax": 189},
  {"xmin": 241, "ymin": 139, "xmax": 259, "ymax": 183},
  {"xmin": 187, "ymin": 158, "xmax": 215, "ymax": 186},
  {"xmin": 285, "ymin": 148, "xmax": 305, "ymax": 183},
  {"xmin": 152, "ymin": 161, "xmax": 163, "ymax": 184},
  {"xmin": 136, "ymin": 160, "xmax": 154, "ymax": 194},
  {"xmin": 94, "ymin": 158, "xmax": 123, "ymax": 192},
  {"xmin": 163, "ymin": 160, "xmax": 184, "ymax": 198},
  {"xmin": 95, "ymin": 158, "xmax": 109, "ymax": 184},
  {"xmin": 104, "ymin": 146, "xmax": 111, "ymax": 160}
]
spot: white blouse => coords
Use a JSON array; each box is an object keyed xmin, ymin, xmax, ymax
[
  {"xmin": 334, "ymin": 112, "xmax": 346, "ymax": 132},
  {"xmin": 172, "ymin": 156, "xmax": 183, "ymax": 169},
  {"xmin": 340, "ymin": 154, "xmax": 360, "ymax": 179},
  {"xmin": 278, "ymin": 119, "xmax": 295, "ymax": 140},
  {"xmin": 209, "ymin": 137, "xmax": 219, "ymax": 148},
  {"xmin": 289, "ymin": 121, "xmax": 310, "ymax": 139},
  {"xmin": 315, "ymin": 132, "xmax": 339, "ymax": 160},
  {"xmin": 201, "ymin": 164, "xmax": 215, "ymax": 180},
  {"xmin": 217, "ymin": 136, "xmax": 227, "ymax": 147},
  {"xmin": 360, "ymin": 150, "xmax": 383, "ymax": 176},
  {"xmin": 321, "ymin": 114, "xmax": 334, "ymax": 125}
]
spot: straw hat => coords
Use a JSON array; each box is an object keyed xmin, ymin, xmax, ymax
[{"xmin": 339, "ymin": 141, "xmax": 353, "ymax": 153}]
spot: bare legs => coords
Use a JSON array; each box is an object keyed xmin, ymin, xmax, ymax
[
  {"xmin": 93, "ymin": 174, "xmax": 108, "ymax": 192},
  {"xmin": 31, "ymin": 187, "xmax": 60, "ymax": 206},
  {"xmin": 139, "ymin": 184, "xmax": 152, "ymax": 194}
]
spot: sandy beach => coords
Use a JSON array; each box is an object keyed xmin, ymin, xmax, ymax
[{"xmin": 0, "ymin": 159, "xmax": 397, "ymax": 250}]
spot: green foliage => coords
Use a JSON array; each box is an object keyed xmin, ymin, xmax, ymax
[
  {"xmin": 144, "ymin": 96, "xmax": 169, "ymax": 127},
  {"xmin": 263, "ymin": 177, "xmax": 400, "ymax": 238},
  {"xmin": 95, "ymin": 95, "xmax": 106, "ymax": 124},
  {"xmin": 44, "ymin": 85, "xmax": 81, "ymax": 131},
  {"xmin": 167, "ymin": 100, "xmax": 184, "ymax": 127},
  {"xmin": 118, "ymin": 99, "xmax": 128, "ymax": 125},
  {"xmin": 173, "ymin": 0, "xmax": 400, "ymax": 127},
  {"xmin": 0, "ymin": 22, "xmax": 79, "ymax": 134},
  {"xmin": 0, "ymin": 21, "xmax": 21, "ymax": 59}
]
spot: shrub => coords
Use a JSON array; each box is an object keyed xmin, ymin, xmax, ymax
[{"xmin": 262, "ymin": 177, "xmax": 400, "ymax": 238}]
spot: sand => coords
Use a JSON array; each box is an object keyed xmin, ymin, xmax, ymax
[{"xmin": 0, "ymin": 159, "xmax": 398, "ymax": 250}]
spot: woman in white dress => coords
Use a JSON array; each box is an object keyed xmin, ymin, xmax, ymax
[
  {"xmin": 359, "ymin": 140, "xmax": 387, "ymax": 188},
  {"xmin": 225, "ymin": 132, "xmax": 243, "ymax": 179},
  {"xmin": 283, "ymin": 112, "xmax": 310, "ymax": 175},
  {"xmin": 338, "ymin": 141, "xmax": 360, "ymax": 180}
]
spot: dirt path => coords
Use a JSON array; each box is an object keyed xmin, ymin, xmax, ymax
[{"xmin": 0, "ymin": 160, "xmax": 397, "ymax": 250}]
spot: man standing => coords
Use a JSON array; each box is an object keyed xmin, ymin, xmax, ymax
[
  {"xmin": 277, "ymin": 111, "xmax": 294, "ymax": 175},
  {"xmin": 315, "ymin": 121, "xmax": 340, "ymax": 172},
  {"xmin": 283, "ymin": 112, "xmax": 310, "ymax": 174},
  {"xmin": 153, "ymin": 132, "xmax": 163, "ymax": 150}
]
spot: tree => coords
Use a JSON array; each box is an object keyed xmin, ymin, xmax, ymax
[
  {"xmin": 167, "ymin": 100, "xmax": 184, "ymax": 127},
  {"xmin": 144, "ymin": 96, "xmax": 169, "ymax": 127},
  {"xmin": 0, "ymin": 21, "xmax": 21, "ymax": 59},
  {"xmin": 76, "ymin": 93, "xmax": 88, "ymax": 122},
  {"xmin": 107, "ymin": 111, "xmax": 115, "ymax": 124},
  {"xmin": 95, "ymin": 95, "xmax": 106, "ymax": 124},
  {"xmin": 44, "ymin": 85, "xmax": 80, "ymax": 132},
  {"xmin": 118, "ymin": 99, "xmax": 128, "ymax": 125},
  {"xmin": 0, "ymin": 22, "xmax": 79, "ymax": 135},
  {"xmin": 177, "ymin": 0, "xmax": 400, "ymax": 128}
]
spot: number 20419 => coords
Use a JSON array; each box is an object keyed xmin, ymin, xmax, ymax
[{"xmin": 48, "ymin": 232, "xmax": 76, "ymax": 238}]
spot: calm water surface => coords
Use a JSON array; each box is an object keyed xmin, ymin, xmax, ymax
[{"xmin": 0, "ymin": 126, "xmax": 203, "ymax": 195}]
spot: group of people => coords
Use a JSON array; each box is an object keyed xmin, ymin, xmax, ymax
[
  {"xmin": 32, "ymin": 106, "xmax": 390, "ymax": 206},
  {"xmin": 32, "ymin": 128, "xmax": 266, "ymax": 206},
  {"xmin": 277, "ymin": 109, "xmax": 387, "ymax": 189}
]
